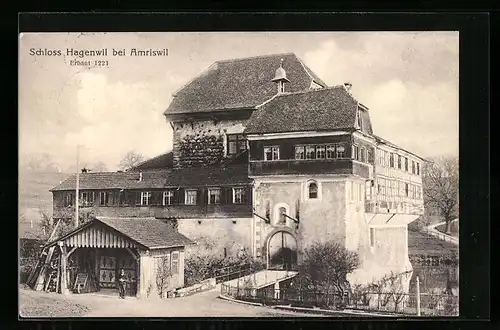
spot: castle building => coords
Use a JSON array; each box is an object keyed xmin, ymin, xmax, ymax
[{"xmin": 50, "ymin": 53, "xmax": 425, "ymax": 286}]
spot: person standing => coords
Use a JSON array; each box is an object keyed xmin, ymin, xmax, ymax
[{"xmin": 118, "ymin": 268, "xmax": 127, "ymax": 299}]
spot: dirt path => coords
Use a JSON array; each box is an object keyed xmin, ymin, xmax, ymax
[{"xmin": 20, "ymin": 289, "xmax": 320, "ymax": 317}]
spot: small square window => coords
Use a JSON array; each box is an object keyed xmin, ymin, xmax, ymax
[
  {"xmin": 305, "ymin": 146, "xmax": 315, "ymax": 160},
  {"xmin": 185, "ymin": 190, "xmax": 197, "ymax": 205},
  {"xmin": 264, "ymin": 146, "xmax": 280, "ymax": 160},
  {"xmin": 316, "ymin": 145, "xmax": 326, "ymax": 159},
  {"xmin": 233, "ymin": 187, "xmax": 246, "ymax": 204},
  {"xmin": 295, "ymin": 146, "xmax": 305, "ymax": 160},
  {"xmin": 208, "ymin": 188, "xmax": 221, "ymax": 205}
]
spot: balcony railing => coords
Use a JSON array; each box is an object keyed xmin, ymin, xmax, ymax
[{"xmin": 249, "ymin": 159, "xmax": 372, "ymax": 178}]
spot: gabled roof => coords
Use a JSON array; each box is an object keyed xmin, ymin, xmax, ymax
[
  {"xmin": 128, "ymin": 152, "xmax": 173, "ymax": 172},
  {"xmin": 164, "ymin": 53, "xmax": 328, "ymax": 116},
  {"xmin": 50, "ymin": 165, "xmax": 251, "ymax": 192},
  {"xmin": 244, "ymin": 86, "xmax": 360, "ymax": 135},
  {"xmin": 46, "ymin": 217, "xmax": 194, "ymax": 250}
]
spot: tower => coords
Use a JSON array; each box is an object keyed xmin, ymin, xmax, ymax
[{"xmin": 271, "ymin": 59, "xmax": 290, "ymax": 94}]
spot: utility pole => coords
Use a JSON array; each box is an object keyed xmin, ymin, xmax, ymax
[
  {"xmin": 416, "ymin": 276, "xmax": 421, "ymax": 316},
  {"xmin": 75, "ymin": 145, "xmax": 80, "ymax": 228}
]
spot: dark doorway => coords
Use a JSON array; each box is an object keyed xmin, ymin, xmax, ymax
[{"xmin": 268, "ymin": 231, "xmax": 297, "ymax": 270}]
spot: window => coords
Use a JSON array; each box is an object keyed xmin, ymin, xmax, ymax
[
  {"xmin": 398, "ymin": 155, "xmax": 402, "ymax": 169},
  {"xmin": 99, "ymin": 191, "xmax": 109, "ymax": 206},
  {"xmin": 358, "ymin": 183, "xmax": 362, "ymax": 201},
  {"xmin": 227, "ymin": 134, "xmax": 247, "ymax": 155},
  {"xmin": 366, "ymin": 181, "xmax": 372, "ymax": 200},
  {"xmin": 369, "ymin": 228, "xmax": 375, "ymax": 247},
  {"xmin": 264, "ymin": 146, "xmax": 280, "ymax": 161},
  {"xmin": 308, "ymin": 182, "xmax": 318, "ymax": 199},
  {"xmin": 141, "ymin": 191, "xmax": 151, "ymax": 205},
  {"xmin": 65, "ymin": 192, "xmax": 74, "ymax": 207},
  {"xmin": 416, "ymin": 162, "xmax": 420, "ymax": 176},
  {"xmin": 163, "ymin": 190, "xmax": 174, "ymax": 206},
  {"xmin": 208, "ymin": 188, "xmax": 221, "ymax": 204},
  {"xmin": 352, "ymin": 144, "xmax": 359, "ymax": 160},
  {"xmin": 360, "ymin": 147, "xmax": 366, "ymax": 162},
  {"xmin": 295, "ymin": 146, "xmax": 305, "ymax": 160},
  {"xmin": 367, "ymin": 149, "xmax": 373, "ymax": 163},
  {"xmin": 316, "ymin": 145, "xmax": 326, "ymax": 159},
  {"xmin": 390, "ymin": 153, "xmax": 395, "ymax": 168},
  {"xmin": 405, "ymin": 183, "xmax": 409, "ymax": 197},
  {"xmin": 350, "ymin": 182, "xmax": 355, "ymax": 201},
  {"xmin": 412, "ymin": 160, "xmax": 416, "ymax": 174},
  {"xmin": 278, "ymin": 207, "xmax": 287, "ymax": 224},
  {"xmin": 233, "ymin": 187, "xmax": 246, "ymax": 204},
  {"xmin": 326, "ymin": 145, "xmax": 336, "ymax": 159},
  {"xmin": 171, "ymin": 251, "xmax": 179, "ymax": 274},
  {"xmin": 185, "ymin": 189, "xmax": 197, "ymax": 205},
  {"xmin": 278, "ymin": 81, "xmax": 285, "ymax": 93},
  {"xmin": 405, "ymin": 157, "xmax": 409, "ymax": 171},
  {"xmin": 379, "ymin": 150, "xmax": 385, "ymax": 166},
  {"xmin": 305, "ymin": 145, "xmax": 315, "ymax": 159},
  {"xmin": 79, "ymin": 191, "xmax": 95, "ymax": 206},
  {"xmin": 336, "ymin": 145, "xmax": 346, "ymax": 158}
]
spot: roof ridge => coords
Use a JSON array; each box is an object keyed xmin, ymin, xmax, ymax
[
  {"xmin": 215, "ymin": 52, "xmax": 296, "ymax": 64},
  {"xmin": 271, "ymin": 85, "xmax": 346, "ymax": 98}
]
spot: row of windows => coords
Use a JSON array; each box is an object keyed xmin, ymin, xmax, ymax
[
  {"xmin": 63, "ymin": 187, "xmax": 247, "ymax": 207},
  {"xmin": 378, "ymin": 150, "xmax": 421, "ymax": 175},
  {"xmin": 293, "ymin": 144, "xmax": 347, "ymax": 160},
  {"xmin": 352, "ymin": 144, "xmax": 373, "ymax": 164},
  {"xmin": 263, "ymin": 143, "xmax": 371, "ymax": 163},
  {"xmin": 377, "ymin": 178, "xmax": 422, "ymax": 199}
]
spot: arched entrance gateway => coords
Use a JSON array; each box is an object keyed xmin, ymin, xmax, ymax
[{"xmin": 264, "ymin": 229, "xmax": 298, "ymax": 270}]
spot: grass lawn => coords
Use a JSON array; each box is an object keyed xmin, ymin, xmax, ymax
[
  {"xmin": 408, "ymin": 229, "xmax": 458, "ymax": 256},
  {"xmin": 19, "ymin": 289, "xmax": 90, "ymax": 318},
  {"xmin": 435, "ymin": 221, "xmax": 459, "ymax": 238}
]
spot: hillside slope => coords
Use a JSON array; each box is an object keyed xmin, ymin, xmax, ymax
[{"xmin": 19, "ymin": 170, "xmax": 70, "ymax": 237}]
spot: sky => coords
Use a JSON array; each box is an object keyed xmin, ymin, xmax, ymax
[{"xmin": 19, "ymin": 32, "xmax": 459, "ymax": 172}]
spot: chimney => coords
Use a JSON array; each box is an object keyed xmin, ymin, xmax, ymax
[{"xmin": 344, "ymin": 82, "xmax": 352, "ymax": 92}]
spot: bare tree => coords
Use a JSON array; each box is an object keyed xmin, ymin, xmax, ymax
[
  {"xmin": 294, "ymin": 241, "xmax": 359, "ymax": 306},
  {"xmin": 156, "ymin": 256, "xmax": 172, "ymax": 299},
  {"xmin": 422, "ymin": 156, "xmax": 459, "ymax": 234},
  {"xmin": 118, "ymin": 151, "xmax": 145, "ymax": 171},
  {"xmin": 92, "ymin": 161, "xmax": 108, "ymax": 172}
]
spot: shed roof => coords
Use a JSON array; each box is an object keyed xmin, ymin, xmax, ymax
[
  {"xmin": 164, "ymin": 53, "xmax": 327, "ymax": 116},
  {"xmin": 50, "ymin": 164, "xmax": 251, "ymax": 192},
  {"xmin": 244, "ymin": 86, "xmax": 360, "ymax": 135},
  {"xmin": 47, "ymin": 217, "xmax": 194, "ymax": 250}
]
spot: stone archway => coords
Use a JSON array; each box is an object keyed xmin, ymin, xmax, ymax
[{"xmin": 263, "ymin": 228, "xmax": 298, "ymax": 270}]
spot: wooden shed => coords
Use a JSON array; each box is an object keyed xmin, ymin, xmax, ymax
[{"xmin": 43, "ymin": 216, "xmax": 193, "ymax": 299}]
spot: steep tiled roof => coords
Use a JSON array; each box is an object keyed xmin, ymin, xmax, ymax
[
  {"xmin": 164, "ymin": 53, "xmax": 328, "ymax": 115},
  {"xmin": 50, "ymin": 165, "xmax": 250, "ymax": 192},
  {"xmin": 128, "ymin": 152, "xmax": 173, "ymax": 172},
  {"xmin": 47, "ymin": 217, "xmax": 194, "ymax": 249},
  {"xmin": 244, "ymin": 86, "xmax": 359, "ymax": 134}
]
